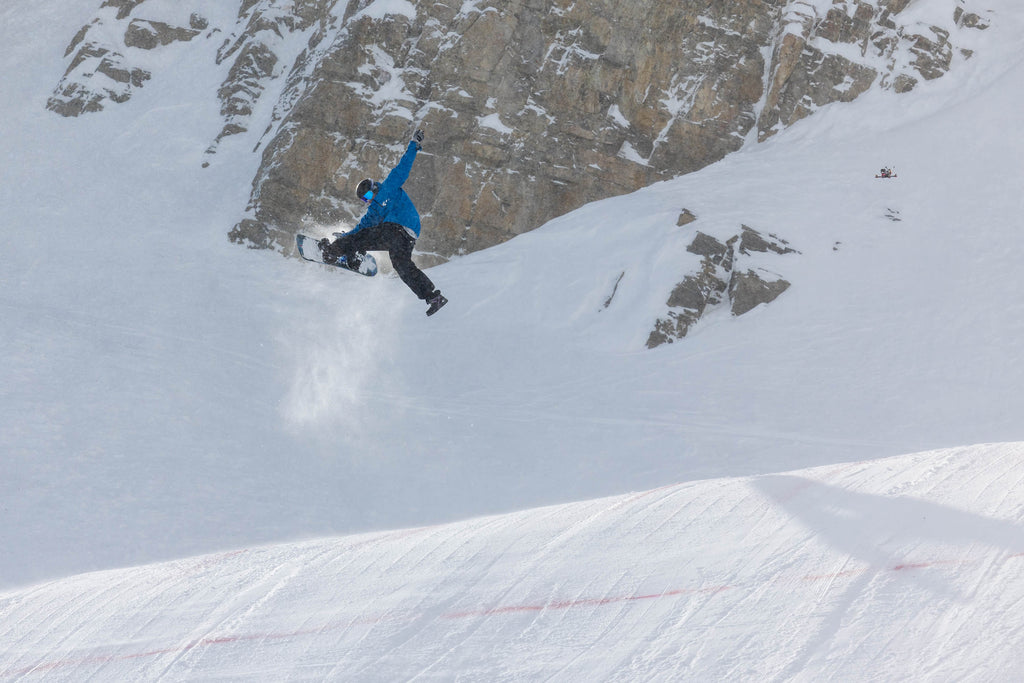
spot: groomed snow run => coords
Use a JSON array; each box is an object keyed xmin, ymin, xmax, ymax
[{"xmin": 3, "ymin": 444, "xmax": 1023, "ymax": 680}]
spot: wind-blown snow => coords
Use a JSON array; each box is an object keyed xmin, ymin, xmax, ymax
[{"xmin": 2, "ymin": 0, "xmax": 1024, "ymax": 679}]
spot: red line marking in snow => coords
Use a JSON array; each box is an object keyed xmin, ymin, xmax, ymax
[
  {"xmin": 891, "ymin": 562, "xmax": 933, "ymax": 571},
  {"xmin": 4, "ymin": 549, "xmax": 1013, "ymax": 678},
  {"xmin": 0, "ymin": 584, "xmax": 734, "ymax": 677},
  {"xmin": 0, "ymin": 616, "xmax": 392, "ymax": 678},
  {"xmin": 803, "ymin": 558, "xmax": 967, "ymax": 583},
  {"xmin": 889, "ymin": 559, "xmax": 962, "ymax": 572},
  {"xmin": 443, "ymin": 585, "xmax": 734, "ymax": 620}
]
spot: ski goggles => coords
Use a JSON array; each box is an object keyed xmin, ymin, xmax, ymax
[{"xmin": 360, "ymin": 189, "xmax": 374, "ymax": 203}]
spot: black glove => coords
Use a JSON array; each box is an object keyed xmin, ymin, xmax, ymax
[{"xmin": 413, "ymin": 129, "xmax": 424, "ymax": 150}]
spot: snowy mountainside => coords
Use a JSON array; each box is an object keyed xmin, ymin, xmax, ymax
[
  {"xmin": 2, "ymin": 0, "xmax": 1024, "ymax": 678},
  {"xmin": 2, "ymin": 444, "xmax": 1023, "ymax": 680},
  {"xmin": 44, "ymin": 0, "xmax": 997, "ymax": 259},
  {"xmin": 1, "ymin": 5, "xmax": 1024, "ymax": 674}
]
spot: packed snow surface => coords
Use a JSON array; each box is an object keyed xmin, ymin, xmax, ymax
[
  {"xmin": 3, "ymin": 444, "xmax": 1024, "ymax": 680},
  {"xmin": 2, "ymin": 0, "xmax": 1024, "ymax": 679}
]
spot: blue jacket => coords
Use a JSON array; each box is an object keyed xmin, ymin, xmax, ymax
[{"xmin": 351, "ymin": 141, "xmax": 422, "ymax": 238}]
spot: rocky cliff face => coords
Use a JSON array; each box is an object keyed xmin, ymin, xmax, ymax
[{"xmin": 50, "ymin": 0, "xmax": 991, "ymax": 263}]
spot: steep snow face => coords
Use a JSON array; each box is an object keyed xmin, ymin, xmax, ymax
[
  {"xmin": 2, "ymin": 444, "xmax": 1023, "ymax": 680},
  {"xmin": 2, "ymin": 0, "xmax": 1024, "ymax": 605}
]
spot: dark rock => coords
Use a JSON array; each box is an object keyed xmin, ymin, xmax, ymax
[
  {"xmin": 677, "ymin": 209, "xmax": 697, "ymax": 227},
  {"xmin": 648, "ymin": 226, "xmax": 797, "ymax": 347},
  {"xmin": 738, "ymin": 225, "xmax": 797, "ymax": 255},
  {"xmin": 124, "ymin": 19, "xmax": 201, "ymax": 50},
  {"xmin": 686, "ymin": 232, "xmax": 727, "ymax": 262},
  {"xmin": 954, "ymin": 8, "xmax": 990, "ymax": 30},
  {"xmin": 729, "ymin": 270, "xmax": 791, "ymax": 316},
  {"xmin": 46, "ymin": 42, "xmax": 150, "ymax": 117}
]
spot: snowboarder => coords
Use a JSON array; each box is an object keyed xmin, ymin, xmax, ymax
[
  {"xmin": 876, "ymin": 167, "xmax": 897, "ymax": 179},
  {"xmin": 319, "ymin": 129, "xmax": 448, "ymax": 316}
]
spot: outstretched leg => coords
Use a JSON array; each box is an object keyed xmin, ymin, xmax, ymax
[
  {"xmin": 382, "ymin": 223, "xmax": 437, "ymax": 301},
  {"xmin": 323, "ymin": 222, "xmax": 443, "ymax": 311}
]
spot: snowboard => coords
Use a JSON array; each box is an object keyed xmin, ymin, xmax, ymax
[{"xmin": 296, "ymin": 233, "xmax": 378, "ymax": 276}]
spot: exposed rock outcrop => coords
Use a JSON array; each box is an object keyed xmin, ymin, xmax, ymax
[
  {"xmin": 730, "ymin": 270, "xmax": 792, "ymax": 317},
  {"xmin": 47, "ymin": 19, "xmax": 152, "ymax": 117},
  {"xmin": 206, "ymin": 1, "xmax": 329, "ymax": 158},
  {"xmin": 676, "ymin": 209, "xmax": 697, "ymax": 227},
  {"xmin": 47, "ymin": 6, "xmax": 206, "ymax": 117},
  {"xmin": 124, "ymin": 19, "xmax": 202, "ymax": 50},
  {"xmin": 647, "ymin": 226, "xmax": 798, "ymax": 348}
]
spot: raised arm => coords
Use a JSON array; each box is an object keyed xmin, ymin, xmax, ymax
[{"xmin": 381, "ymin": 139, "xmax": 419, "ymax": 193}]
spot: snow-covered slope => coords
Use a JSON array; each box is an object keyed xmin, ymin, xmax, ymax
[
  {"xmin": 3, "ymin": 444, "xmax": 1023, "ymax": 680},
  {"xmin": 2, "ymin": 0, "xmax": 1024, "ymax": 588},
  {"xmin": 3, "ymin": 1, "xmax": 1024, "ymax": 677}
]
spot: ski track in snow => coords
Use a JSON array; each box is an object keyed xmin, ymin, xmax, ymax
[{"xmin": 2, "ymin": 445, "xmax": 1024, "ymax": 680}]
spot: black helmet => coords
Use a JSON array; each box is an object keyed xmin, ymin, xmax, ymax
[{"xmin": 356, "ymin": 178, "xmax": 379, "ymax": 202}]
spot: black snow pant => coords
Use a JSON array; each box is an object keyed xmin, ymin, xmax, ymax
[{"xmin": 330, "ymin": 222, "xmax": 436, "ymax": 301}]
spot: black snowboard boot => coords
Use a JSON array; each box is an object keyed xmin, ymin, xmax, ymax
[
  {"xmin": 317, "ymin": 238, "xmax": 338, "ymax": 265},
  {"xmin": 425, "ymin": 290, "xmax": 448, "ymax": 317},
  {"xmin": 344, "ymin": 252, "xmax": 364, "ymax": 273}
]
